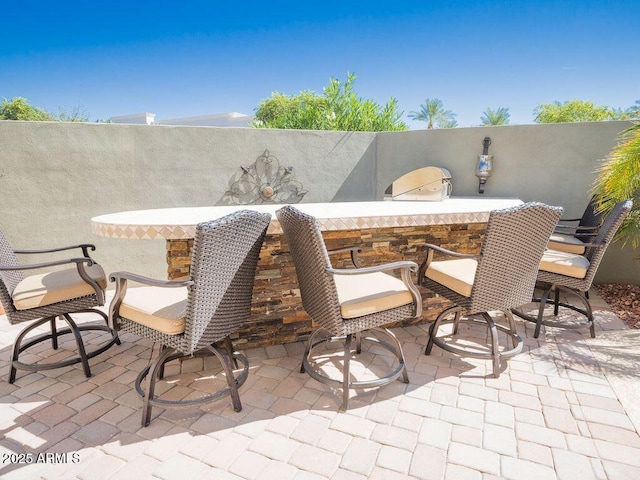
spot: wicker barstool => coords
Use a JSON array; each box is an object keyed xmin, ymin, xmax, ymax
[
  {"xmin": 420, "ymin": 202, "xmax": 562, "ymax": 377},
  {"xmin": 0, "ymin": 232, "xmax": 120, "ymax": 383},
  {"xmin": 276, "ymin": 205, "xmax": 422, "ymax": 411},
  {"xmin": 514, "ymin": 199, "xmax": 632, "ymax": 338},
  {"xmin": 548, "ymin": 196, "xmax": 602, "ymax": 254},
  {"xmin": 108, "ymin": 210, "xmax": 270, "ymax": 426}
]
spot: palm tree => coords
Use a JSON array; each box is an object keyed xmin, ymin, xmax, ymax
[
  {"xmin": 480, "ymin": 107, "xmax": 511, "ymax": 126},
  {"xmin": 409, "ymin": 98, "xmax": 457, "ymax": 129},
  {"xmin": 439, "ymin": 118, "xmax": 458, "ymax": 129},
  {"xmin": 592, "ymin": 123, "xmax": 640, "ymax": 246}
]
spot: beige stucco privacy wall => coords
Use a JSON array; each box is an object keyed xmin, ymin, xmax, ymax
[
  {"xmin": 0, "ymin": 119, "xmax": 636, "ymax": 283},
  {"xmin": 0, "ymin": 121, "xmax": 377, "ymax": 280},
  {"xmin": 376, "ymin": 121, "xmax": 636, "ymax": 283}
]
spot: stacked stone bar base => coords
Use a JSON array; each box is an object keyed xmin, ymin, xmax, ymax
[{"xmin": 167, "ymin": 223, "xmax": 486, "ymax": 349}]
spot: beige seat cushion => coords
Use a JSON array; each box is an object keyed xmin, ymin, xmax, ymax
[
  {"xmin": 425, "ymin": 258, "xmax": 478, "ymax": 297},
  {"xmin": 539, "ymin": 250, "xmax": 590, "ymax": 279},
  {"xmin": 119, "ymin": 286, "xmax": 188, "ymax": 335},
  {"xmin": 12, "ymin": 263, "xmax": 107, "ymax": 310},
  {"xmin": 548, "ymin": 232, "xmax": 586, "ymax": 255},
  {"xmin": 333, "ymin": 271, "xmax": 414, "ymax": 319}
]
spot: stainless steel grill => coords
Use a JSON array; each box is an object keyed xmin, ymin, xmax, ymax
[{"xmin": 386, "ymin": 167, "xmax": 452, "ymax": 201}]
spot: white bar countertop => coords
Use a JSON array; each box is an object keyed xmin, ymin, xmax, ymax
[{"xmin": 92, "ymin": 197, "xmax": 523, "ymax": 240}]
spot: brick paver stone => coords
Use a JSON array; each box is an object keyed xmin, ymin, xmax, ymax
[
  {"xmin": 501, "ymin": 457, "xmax": 557, "ymax": 480},
  {"xmin": 552, "ymin": 448, "xmax": 598, "ymax": 480},
  {"xmin": 340, "ymin": 437, "xmax": 380, "ymax": 476},
  {"xmin": 248, "ymin": 431, "xmax": 299, "ymax": 463},
  {"xmin": 447, "ymin": 442, "xmax": 500, "ymax": 475},
  {"xmin": 153, "ymin": 453, "xmax": 210, "ymax": 480},
  {"xmin": 289, "ymin": 443, "xmax": 341, "ymax": 477},
  {"xmin": 376, "ymin": 445, "xmax": 411, "ymax": 474},
  {"xmin": 370, "ymin": 424, "xmax": 418, "ymax": 451}
]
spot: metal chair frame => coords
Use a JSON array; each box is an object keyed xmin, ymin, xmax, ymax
[
  {"xmin": 0, "ymin": 240, "xmax": 120, "ymax": 383},
  {"xmin": 420, "ymin": 203, "xmax": 563, "ymax": 377},
  {"xmin": 109, "ymin": 210, "xmax": 270, "ymax": 426},
  {"xmin": 513, "ymin": 199, "xmax": 632, "ymax": 338},
  {"xmin": 276, "ymin": 205, "xmax": 421, "ymax": 411}
]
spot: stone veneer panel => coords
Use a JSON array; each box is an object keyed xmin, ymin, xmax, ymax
[{"xmin": 166, "ymin": 222, "xmax": 486, "ymax": 348}]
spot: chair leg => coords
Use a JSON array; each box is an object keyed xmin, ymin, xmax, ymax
[
  {"xmin": 204, "ymin": 345, "xmax": 242, "ymax": 412},
  {"xmin": 141, "ymin": 346, "xmax": 175, "ymax": 427},
  {"xmin": 156, "ymin": 345, "xmax": 168, "ymax": 380},
  {"xmin": 505, "ymin": 309, "xmax": 520, "ymax": 349},
  {"xmin": 50, "ymin": 317, "xmax": 59, "ymax": 350},
  {"xmin": 426, "ymin": 306, "xmax": 461, "ymax": 355},
  {"xmin": 534, "ymin": 286, "xmax": 553, "ymax": 339},
  {"xmin": 301, "ymin": 329, "xmax": 323, "ymax": 373},
  {"xmin": 452, "ymin": 309, "xmax": 462, "ymax": 335},
  {"xmin": 62, "ymin": 314, "xmax": 91, "ymax": 378},
  {"xmin": 355, "ymin": 332, "xmax": 362, "ymax": 355},
  {"xmin": 572, "ymin": 289, "xmax": 596, "ymax": 338},
  {"xmin": 341, "ymin": 334, "xmax": 353, "ymax": 412},
  {"xmin": 553, "ymin": 287, "xmax": 561, "ymax": 316},
  {"xmin": 482, "ymin": 313, "xmax": 500, "ymax": 378},
  {"xmin": 224, "ymin": 336, "xmax": 239, "ymax": 369},
  {"xmin": 8, "ymin": 316, "xmax": 51, "ymax": 383},
  {"xmin": 587, "ymin": 302, "xmax": 596, "ymax": 338},
  {"xmin": 381, "ymin": 327, "xmax": 409, "ymax": 383}
]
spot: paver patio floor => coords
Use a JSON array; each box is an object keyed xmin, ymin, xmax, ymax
[{"xmin": 1, "ymin": 289, "xmax": 640, "ymax": 479}]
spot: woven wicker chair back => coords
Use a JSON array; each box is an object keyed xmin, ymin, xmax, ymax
[
  {"xmin": 580, "ymin": 196, "xmax": 603, "ymax": 231},
  {"xmin": 183, "ymin": 210, "xmax": 270, "ymax": 352},
  {"xmin": 470, "ymin": 202, "xmax": 563, "ymax": 313},
  {"xmin": 0, "ymin": 230, "xmax": 24, "ymax": 295},
  {"xmin": 581, "ymin": 199, "xmax": 632, "ymax": 286},
  {"xmin": 0, "ymin": 229, "xmax": 25, "ymax": 315},
  {"xmin": 276, "ymin": 206, "xmax": 344, "ymax": 334}
]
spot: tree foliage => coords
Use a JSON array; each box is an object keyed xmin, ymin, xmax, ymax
[
  {"xmin": 0, "ymin": 97, "xmax": 89, "ymax": 122},
  {"xmin": 481, "ymin": 107, "xmax": 510, "ymax": 126},
  {"xmin": 252, "ymin": 73, "xmax": 407, "ymax": 131},
  {"xmin": 55, "ymin": 105, "xmax": 90, "ymax": 122},
  {"xmin": 612, "ymin": 100, "xmax": 640, "ymax": 120},
  {"xmin": 592, "ymin": 123, "xmax": 640, "ymax": 247},
  {"xmin": 408, "ymin": 98, "xmax": 457, "ymax": 129},
  {"xmin": 0, "ymin": 97, "xmax": 54, "ymax": 121},
  {"xmin": 533, "ymin": 100, "xmax": 615, "ymax": 123}
]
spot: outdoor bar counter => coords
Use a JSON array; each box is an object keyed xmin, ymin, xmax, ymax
[{"xmin": 92, "ymin": 198, "xmax": 521, "ymax": 348}]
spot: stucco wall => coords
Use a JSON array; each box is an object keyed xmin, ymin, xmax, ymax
[
  {"xmin": 0, "ymin": 120, "xmax": 636, "ymax": 284},
  {"xmin": 1, "ymin": 121, "xmax": 376, "ymax": 280},
  {"xmin": 376, "ymin": 121, "xmax": 637, "ymax": 282}
]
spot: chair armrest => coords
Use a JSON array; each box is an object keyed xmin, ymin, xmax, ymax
[
  {"xmin": 327, "ymin": 246, "xmax": 363, "ymax": 268},
  {"xmin": 418, "ymin": 244, "xmax": 481, "ymax": 281},
  {"xmin": 327, "ymin": 260, "xmax": 417, "ymax": 276},
  {"xmin": 109, "ymin": 271, "xmax": 194, "ymax": 288},
  {"xmin": 557, "ymin": 218, "xmax": 581, "ymax": 223},
  {"xmin": 0, "ymin": 257, "xmax": 105, "ymax": 305},
  {"xmin": 108, "ymin": 272, "xmax": 193, "ymax": 331},
  {"xmin": 554, "ymin": 225, "xmax": 600, "ymax": 234},
  {"xmin": 14, "ymin": 244, "xmax": 96, "ymax": 258},
  {"xmin": 546, "ymin": 239, "xmax": 605, "ymax": 251},
  {"xmin": 326, "ymin": 261, "xmax": 422, "ymax": 319},
  {"xmin": 0, "ymin": 257, "xmax": 95, "ymax": 271}
]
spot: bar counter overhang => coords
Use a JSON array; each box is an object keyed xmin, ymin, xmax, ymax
[{"xmin": 92, "ymin": 198, "xmax": 522, "ymax": 348}]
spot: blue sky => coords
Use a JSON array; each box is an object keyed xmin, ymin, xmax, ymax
[{"xmin": 1, "ymin": 1, "xmax": 638, "ymax": 127}]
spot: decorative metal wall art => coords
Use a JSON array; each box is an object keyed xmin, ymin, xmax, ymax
[{"xmin": 225, "ymin": 150, "xmax": 307, "ymax": 204}]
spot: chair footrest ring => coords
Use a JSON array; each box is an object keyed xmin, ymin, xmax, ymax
[
  {"xmin": 430, "ymin": 316, "xmax": 523, "ymax": 361},
  {"xmin": 302, "ymin": 328, "xmax": 407, "ymax": 390},
  {"xmin": 10, "ymin": 310, "xmax": 119, "ymax": 378},
  {"xmin": 135, "ymin": 351, "xmax": 249, "ymax": 409},
  {"xmin": 512, "ymin": 301, "xmax": 593, "ymax": 330}
]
